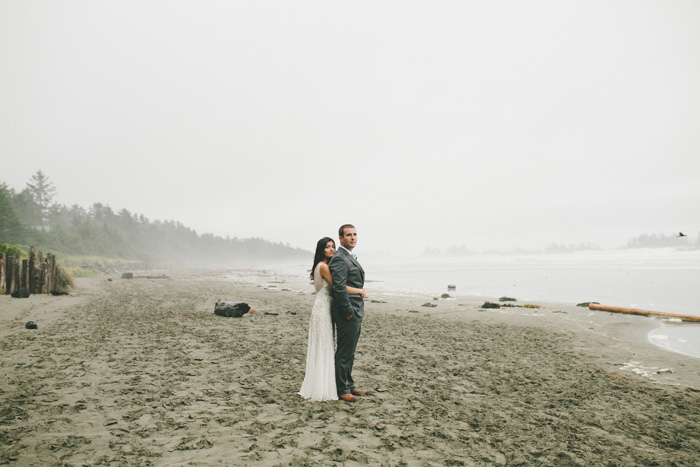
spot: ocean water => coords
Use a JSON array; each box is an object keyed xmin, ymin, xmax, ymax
[
  {"xmin": 268, "ymin": 248, "xmax": 700, "ymax": 358},
  {"xmin": 363, "ymin": 248, "xmax": 700, "ymax": 359},
  {"xmin": 361, "ymin": 249, "xmax": 700, "ymax": 317}
]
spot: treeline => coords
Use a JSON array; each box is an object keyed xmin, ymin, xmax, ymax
[
  {"xmin": 624, "ymin": 232, "xmax": 699, "ymax": 250},
  {"xmin": 422, "ymin": 234, "xmax": 700, "ymax": 256},
  {"xmin": 545, "ymin": 242, "xmax": 601, "ymax": 252},
  {"xmin": 0, "ymin": 171, "xmax": 309, "ymax": 264},
  {"xmin": 423, "ymin": 245, "xmax": 476, "ymax": 257}
]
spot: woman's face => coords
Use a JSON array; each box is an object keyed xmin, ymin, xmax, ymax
[{"xmin": 324, "ymin": 241, "xmax": 336, "ymax": 259}]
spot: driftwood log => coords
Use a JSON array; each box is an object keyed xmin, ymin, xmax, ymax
[
  {"xmin": 588, "ymin": 303, "xmax": 700, "ymax": 323},
  {"xmin": 214, "ymin": 301, "xmax": 251, "ymax": 318}
]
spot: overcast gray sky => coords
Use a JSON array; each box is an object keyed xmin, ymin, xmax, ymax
[{"xmin": 2, "ymin": 1, "xmax": 699, "ymax": 255}]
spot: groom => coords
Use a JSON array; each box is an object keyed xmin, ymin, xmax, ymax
[{"xmin": 329, "ymin": 224, "xmax": 369, "ymax": 402}]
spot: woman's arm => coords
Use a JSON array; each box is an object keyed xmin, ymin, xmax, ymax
[
  {"xmin": 322, "ymin": 262, "xmax": 365, "ymax": 298},
  {"xmin": 347, "ymin": 286, "xmax": 366, "ymax": 298}
]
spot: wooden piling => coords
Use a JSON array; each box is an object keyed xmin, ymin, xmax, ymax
[
  {"xmin": 11, "ymin": 255, "xmax": 20, "ymax": 295},
  {"xmin": 28, "ymin": 246, "xmax": 36, "ymax": 293},
  {"xmin": 40, "ymin": 262, "xmax": 47, "ymax": 294},
  {"xmin": 47, "ymin": 254, "xmax": 56, "ymax": 293},
  {"xmin": 0, "ymin": 247, "xmax": 63, "ymax": 296},
  {"xmin": 21, "ymin": 259, "xmax": 28, "ymax": 289},
  {"xmin": 0, "ymin": 253, "xmax": 5, "ymax": 295}
]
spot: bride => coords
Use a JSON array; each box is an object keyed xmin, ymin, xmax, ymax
[{"xmin": 299, "ymin": 237, "xmax": 365, "ymax": 401}]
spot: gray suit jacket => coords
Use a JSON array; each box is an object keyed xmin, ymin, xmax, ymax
[{"xmin": 329, "ymin": 248, "xmax": 365, "ymax": 320}]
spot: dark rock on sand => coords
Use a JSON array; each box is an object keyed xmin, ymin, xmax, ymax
[
  {"xmin": 447, "ymin": 284, "xmax": 456, "ymax": 290},
  {"xmin": 214, "ymin": 301, "xmax": 251, "ymax": 318},
  {"xmin": 499, "ymin": 296, "xmax": 517, "ymax": 302},
  {"xmin": 121, "ymin": 272, "xmax": 134, "ymax": 279},
  {"xmin": 481, "ymin": 302, "xmax": 501, "ymax": 309},
  {"xmin": 25, "ymin": 321, "xmax": 38, "ymax": 329},
  {"xmin": 11, "ymin": 288, "xmax": 30, "ymax": 298},
  {"xmin": 422, "ymin": 302, "xmax": 437, "ymax": 308}
]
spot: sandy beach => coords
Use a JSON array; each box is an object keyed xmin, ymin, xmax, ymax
[{"xmin": 1, "ymin": 269, "xmax": 699, "ymax": 465}]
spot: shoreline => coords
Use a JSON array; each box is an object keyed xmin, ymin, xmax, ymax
[
  {"xmin": 1, "ymin": 268, "xmax": 699, "ymax": 464},
  {"xmin": 240, "ymin": 266, "xmax": 700, "ymax": 371}
]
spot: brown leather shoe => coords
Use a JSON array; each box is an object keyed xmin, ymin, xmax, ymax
[
  {"xmin": 351, "ymin": 388, "xmax": 371, "ymax": 396},
  {"xmin": 339, "ymin": 393, "xmax": 357, "ymax": 402}
]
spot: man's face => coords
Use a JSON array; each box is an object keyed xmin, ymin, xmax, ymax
[{"xmin": 339, "ymin": 227, "xmax": 358, "ymax": 250}]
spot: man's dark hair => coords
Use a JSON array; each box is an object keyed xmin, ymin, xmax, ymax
[{"xmin": 339, "ymin": 224, "xmax": 355, "ymax": 237}]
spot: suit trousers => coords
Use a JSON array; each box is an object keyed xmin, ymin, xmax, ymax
[{"xmin": 334, "ymin": 315, "xmax": 361, "ymax": 395}]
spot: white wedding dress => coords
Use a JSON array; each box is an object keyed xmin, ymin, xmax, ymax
[{"xmin": 298, "ymin": 263, "xmax": 338, "ymax": 401}]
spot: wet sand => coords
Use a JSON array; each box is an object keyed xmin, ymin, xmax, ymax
[{"xmin": 1, "ymin": 269, "xmax": 699, "ymax": 465}]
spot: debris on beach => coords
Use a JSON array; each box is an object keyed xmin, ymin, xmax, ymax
[
  {"xmin": 264, "ymin": 312, "xmax": 279, "ymax": 316},
  {"xmin": 481, "ymin": 302, "xmax": 501, "ymax": 309},
  {"xmin": 589, "ymin": 304, "xmax": 700, "ymax": 322},
  {"xmin": 441, "ymin": 293, "xmax": 451, "ymax": 299},
  {"xmin": 286, "ymin": 310, "xmax": 297, "ymax": 315},
  {"xmin": 657, "ymin": 368, "xmax": 673, "ymax": 374},
  {"xmin": 447, "ymin": 284, "xmax": 456, "ymax": 290},
  {"xmin": 499, "ymin": 296, "xmax": 517, "ymax": 302},
  {"xmin": 422, "ymin": 302, "xmax": 437, "ymax": 308},
  {"xmin": 371, "ymin": 299, "xmax": 387, "ymax": 303},
  {"xmin": 25, "ymin": 321, "xmax": 38, "ymax": 329},
  {"xmin": 214, "ymin": 301, "xmax": 252, "ymax": 318},
  {"xmin": 11, "ymin": 287, "xmax": 30, "ymax": 298},
  {"xmin": 577, "ymin": 301, "xmax": 599, "ymax": 307},
  {"xmin": 122, "ymin": 272, "xmax": 134, "ymax": 279},
  {"xmin": 523, "ymin": 304, "xmax": 542, "ymax": 309},
  {"xmin": 408, "ymin": 310, "xmax": 419, "ymax": 313},
  {"xmin": 51, "ymin": 291, "xmax": 69, "ymax": 296}
]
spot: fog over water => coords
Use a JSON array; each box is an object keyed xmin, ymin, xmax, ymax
[{"xmin": 2, "ymin": 1, "xmax": 699, "ymax": 254}]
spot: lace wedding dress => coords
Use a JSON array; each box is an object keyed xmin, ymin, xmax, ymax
[{"xmin": 298, "ymin": 263, "xmax": 338, "ymax": 401}]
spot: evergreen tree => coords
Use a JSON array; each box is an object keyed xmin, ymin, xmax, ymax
[
  {"xmin": 0, "ymin": 185, "xmax": 27, "ymax": 242},
  {"xmin": 26, "ymin": 170, "xmax": 57, "ymax": 226}
]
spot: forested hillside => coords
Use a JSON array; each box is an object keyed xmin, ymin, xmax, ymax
[{"xmin": 0, "ymin": 171, "xmax": 309, "ymax": 264}]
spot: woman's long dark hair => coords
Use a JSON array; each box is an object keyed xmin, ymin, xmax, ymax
[{"xmin": 311, "ymin": 237, "xmax": 335, "ymax": 280}]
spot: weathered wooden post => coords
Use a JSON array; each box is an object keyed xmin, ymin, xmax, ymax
[
  {"xmin": 32, "ymin": 262, "xmax": 41, "ymax": 294},
  {"xmin": 11, "ymin": 255, "xmax": 20, "ymax": 295},
  {"xmin": 28, "ymin": 247, "xmax": 36, "ymax": 293},
  {"xmin": 0, "ymin": 253, "xmax": 6, "ymax": 295},
  {"xmin": 21, "ymin": 259, "xmax": 29, "ymax": 289},
  {"xmin": 45, "ymin": 254, "xmax": 51, "ymax": 294},
  {"xmin": 4, "ymin": 255, "xmax": 11, "ymax": 294},
  {"xmin": 40, "ymin": 262, "xmax": 47, "ymax": 294},
  {"xmin": 48, "ymin": 254, "xmax": 57, "ymax": 293}
]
